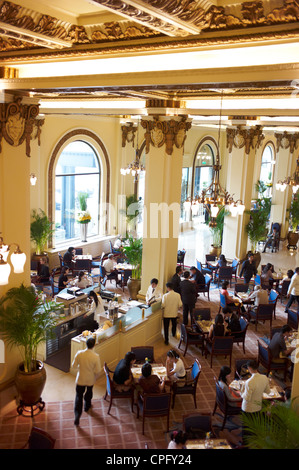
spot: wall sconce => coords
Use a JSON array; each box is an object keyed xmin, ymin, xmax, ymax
[
  {"xmin": 30, "ymin": 173, "xmax": 37, "ymax": 186},
  {"xmin": 0, "ymin": 236, "xmax": 26, "ymax": 285}
]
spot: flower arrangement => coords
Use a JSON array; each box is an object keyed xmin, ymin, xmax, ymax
[{"xmin": 76, "ymin": 191, "xmax": 91, "ymax": 224}]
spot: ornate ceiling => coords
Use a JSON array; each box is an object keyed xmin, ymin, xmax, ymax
[{"xmin": 0, "ymin": 0, "xmax": 298, "ymax": 124}]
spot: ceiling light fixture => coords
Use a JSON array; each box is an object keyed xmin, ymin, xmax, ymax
[
  {"xmin": 120, "ymin": 119, "xmax": 145, "ymax": 180},
  {"xmin": 0, "ymin": 235, "xmax": 26, "ymax": 285},
  {"xmin": 30, "ymin": 173, "xmax": 37, "ymax": 186},
  {"xmin": 276, "ymin": 157, "xmax": 299, "ymax": 194}
]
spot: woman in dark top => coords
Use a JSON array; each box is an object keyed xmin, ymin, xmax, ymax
[
  {"xmin": 261, "ymin": 262, "xmax": 274, "ymax": 288},
  {"xmin": 113, "ymin": 351, "xmax": 136, "ymax": 392},
  {"xmin": 217, "ymin": 254, "xmax": 227, "ymax": 269},
  {"xmin": 58, "ymin": 266, "xmax": 70, "ymax": 290},
  {"xmin": 225, "ymin": 312, "xmax": 241, "ymax": 333},
  {"xmin": 63, "ymin": 246, "xmax": 76, "ymax": 268},
  {"xmin": 208, "ymin": 314, "xmax": 227, "ymax": 340},
  {"xmin": 218, "ymin": 366, "xmax": 242, "ymax": 408},
  {"xmin": 38, "ymin": 257, "xmax": 50, "ymax": 283}
]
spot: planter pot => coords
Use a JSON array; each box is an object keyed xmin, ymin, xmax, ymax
[
  {"xmin": 287, "ymin": 231, "xmax": 299, "ymax": 249},
  {"xmin": 15, "ymin": 360, "xmax": 46, "ymax": 406},
  {"xmin": 210, "ymin": 245, "xmax": 222, "ymax": 257},
  {"xmin": 127, "ymin": 277, "xmax": 141, "ymax": 300},
  {"xmin": 80, "ymin": 223, "xmax": 88, "ymax": 242}
]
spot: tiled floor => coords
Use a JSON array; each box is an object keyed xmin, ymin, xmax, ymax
[{"xmin": 0, "ymin": 267, "xmax": 292, "ymax": 449}]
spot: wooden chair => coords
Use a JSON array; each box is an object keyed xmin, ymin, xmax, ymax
[
  {"xmin": 136, "ymin": 392, "xmax": 171, "ymax": 435},
  {"xmin": 218, "ymin": 292, "xmax": 240, "ymax": 316},
  {"xmin": 234, "ymin": 357, "xmax": 252, "ymax": 380},
  {"xmin": 23, "ymin": 426, "xmax": 56, "ymax": 449},
  {"xmin": 178, "ymin": 323, "xmax": 205, "ymax": 357},
  {"xmin": 230, "ymin": 316, "xmax": 249, "ymax": 354},
  {"xmin": 196, "ymin": 260, "xmax": 213, "ymax": 277},
  {"xmin": 205, "ymin": 336, "xmax": 234, "ymax": 369},
  {"xmin": 268, "ymin": 289, "xmax": 279, "ymax": 319},
  {"xmin": 257, "ymin": 338, "xmax": 288, "ymax": 381},
  {"xmin": 216, "ymin": 266, "xmax": 233, "ymax": 287},
  {"xmin": 182, "ymin": 412, "xmax": 214, "ymax": 438},
  {"xmin": 196, "ymin": 274, "xmax": 212, "ymax": 301},
  {"xmin": 171, "ymin": 359, "xmax": 201, "ymax": 409},
  {"xmin": 212, "ymin": 379, "xmax": 242, "ymax": 431},
  {"xmin": 231, "ymin": 259, "xmax": 239, "ymax": 282},
  {"xmin": 234, "ymin": 283, "xmax": 249, "ymax": 295},
  {"xmin": 103, "ymin": 362, "xmax": 134, "ymax": 415},
  {"xmin": 192, "ymin": 307, "xmax": 211, "ymax": 322},
  {"xmin": 49, "ymin": 268, "xmax": 59, "ymax": 297},
  {"xmin": 276, "ymin": 279, "xmax": 290, "ymax": 304},
  {"xmin": 248, "ymin": 303, "xmax": 274, "ymax": 332},
  {"xmin": 287, "ymin": 308, "xmax": 299, "ymax": 330},
  {"xmin": 130, "ymin": 346, "xmax": 155, "ymax": 364}
]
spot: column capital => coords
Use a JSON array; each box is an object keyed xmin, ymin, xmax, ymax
[
  {"xmin": 141, "ymin": 115, "xmax": 192, "ymax": 156},
  {"xmin": 121, "ymin": 122, "xmax": 137, "ymax": 148},
  {"xmin": 226, "ymin": 125, "xmax": 264, "ymax": 155},
  {"xmin": 274, "ymin": 131, "xmax": 299, "ymax": 154}
]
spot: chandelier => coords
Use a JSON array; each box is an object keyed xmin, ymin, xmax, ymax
[
  {"xmin": 120, "ymin": 120, "xmax": 145, "ymax": 178},
  {"xmin": 194, "ymin": 91, "xmax": 245, "ymax": 226},
  {"xmin": 276, "ymin": 157, "xmax": 299, "ymax": 194},
  {"xmin": 0, "ymin": 235, "xmax": 26, "ymax": 285}
]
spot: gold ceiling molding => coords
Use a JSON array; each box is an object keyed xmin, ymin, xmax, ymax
[
  {"xmin": 141, "ymin": 116, "xmax": 192, "ymax": 156},
  {"xmin": 91, "ymin": 22, "xmax": 160, "ymax": 42},
  {"xmin": 275, "ymin": 131, "xmax": 299, "ymax": 153},
  {"xmin": 226, "ymin": 125, "xmax": 265, "ymax": 155},
  {"xmin": 0, "ymin": 96, "xmax": 43, "ymax": 157}
]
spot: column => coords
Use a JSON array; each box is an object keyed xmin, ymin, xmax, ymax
[
  {"xmin": 222, "ymin": 125, "xmax": 265, "ymax": 260},
  {"xmin": 139, "ymin": 115, "xmax": 192, "ymax": 295},
  {"xmin": 272, "ymin": 132, "xmax": 299, "ymax": 238}
]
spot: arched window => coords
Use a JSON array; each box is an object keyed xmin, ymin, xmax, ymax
[
  {"xmin": 193, "ymin": 143, "xmax": 214, "ymax": 198},
  {"xmin": 260, "ymin": 143, "xmax": 275, "ymax": 197},
  {"xmin": 54, "ymin": 140, "xmax": 101, "ymax": 245}
]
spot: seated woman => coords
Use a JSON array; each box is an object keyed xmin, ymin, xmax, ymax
[
  {"xmin": 167, "ymin": 430, "xmax": 187, "ymax": 450},
  {"xmin": 113, "ymin": 351, "xmax": 136, "ymax": 392},
  {"xmin": 261, "ymin": 263, "xmax": 274, "ymax": 289},
  {"xmin": 37, "ymin": 257, "xmax": 50, "ymax": 283},
  {"xmin": 138, "ymin": 362, "xmax": 165, "ymax": 394},
  {"xmin": 73, "ymin": 270, "xmax": 92, "ymax": 289},
  {"xmin": 216, "ymin": 254, "xmax": 227, "ymax": 269},
  {"xmin": 58, "ymin": 266, "xmax": 70, "ymax": 291},
  {"xmin": 225, "ymin": 312, "xmax": 241, "ymax": 334},
  {"xmin": 208, "ymin": 313, "xmax": 227, "ymax": 341},
  {"xmin": 218, "ymin": 366, "xmax": 242, "ymax": 408},
  {"xmin": 221, "ymin": 281, "xmax": 245, "ymax": 314},
  {"xmin": 166, "ymin": 349, "xmax": 186, "ymax": 382},
  {"xmin": 263, "ymin": 226, "xmax": 279, "ymax": 253}
]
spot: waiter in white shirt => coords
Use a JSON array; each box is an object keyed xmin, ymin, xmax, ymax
[
  {"xmin": 146, "ymin": 278, "xmax": 163, "ymax": 305},
  {"xmin": 72, "ymin": 336, "xmax": 101, "ymax": 426},
  {"xmin": 162, "ymin": 282, "xmax": 183, "ymax": 345},
  {"xmin": 240, "ymin": 359, "xmax": 270, "ymax": 445},
  {"xmin": 103, "ymin": 254, "xmax": 119, "ymax": 283},
  {"xmin": 285, "ymin": 266, "xmax": 299, "ymax": 312}
]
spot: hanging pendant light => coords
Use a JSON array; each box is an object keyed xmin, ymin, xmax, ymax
[
  {"xmin": 120, "ymin": 119, "xmax": 145, "ymax": 179},
  {"xmin": 276, "ymin": 157, "xmax": 299, "ymax": 194}
]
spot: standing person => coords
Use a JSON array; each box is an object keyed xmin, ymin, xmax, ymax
[
  {"xmin": 161, "ymin": 282, "xmax": 182, "ymax": 345},
  {"xmin": 145, "ymin": 278, "xmax": 163, "ymax": 305},
  {"xmin": 285, "ymin": 266, "xmax": 299, "ymax": 312},
  {"xmin": 63, "ymin": 247, "xmax": 76, "ymax": 269},
  {"xmin": 180, "ymin": 271, "xmax": 197, "ymax": 325},
  {"xmin": 240, "ymin": 359, "xmax": 271, "ymax": 444},
  {"xmin": 72, "ymin": 336, "xmax": 101, "ymax": 426},
  {"xmin": 170, "ymin": 265, "xmax": 183, "ymax": 295},
  {"xmin": 189, "ymin": 266, "xmax": 205, "ymax": 289},
  {"xmin": 239, "ymin": 253, "xmax": 257, "ymax": 285}
]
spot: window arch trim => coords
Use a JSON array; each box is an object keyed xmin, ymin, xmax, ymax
[
  {"xmin": 48, "ymin": 129, "xmax": 110, "ymax": 247},
  {"xmin": 191, "ymin": 136, "xmax": 217, "ymax": 198}
]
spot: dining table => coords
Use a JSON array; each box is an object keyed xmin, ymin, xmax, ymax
[
  {"xmin": 115, "ymin": 262, "xmax": 133, "ymax": 290},
  {"xmin": 229, "ymin": 378, "xmax": 285, "ymax": 401},
  {"xmin": 131, "ymin": 363, "xmax": 168, "ymax": 382},
  {"xmin": 196, "ymin": 319, "xmax": 213, "ymax": 336},
  {"xmin": 185, "ymin": 438, "xmax": 231, "ymax": 449},
  {"xmin": 73, "ymin": 254, "xmax": 92, "ymax": 273}
]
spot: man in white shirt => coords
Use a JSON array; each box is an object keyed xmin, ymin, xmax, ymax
[
  {"xmin": 103, "ymin": 254, "xmax": 119, "ymax": 283},
  {"xmin": 162, "ymin": 282, "xmax": 183, "ymax": 345},
  {"xmin": 72, "ymin": 336, "xmax": 101, "ymax": 426},
  {"xmin": 241, "ymin": 359, "xmax": 270, "ymax": 445},
  {"xmin": 285, "ymin": 266, "xmax": 299, "ymax": 312},
  {"xmin": 247, "ymin": 285, "xmax": 269, "ymax": 312},
  {"xmin": 146, "ymin": 278, "xmax": 163, "ymax": 305}
]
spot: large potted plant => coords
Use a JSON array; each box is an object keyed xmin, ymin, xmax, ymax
[
  {"xmin": 121, "ymin": 236, "xmax": 143, "ymax": 300},
  {"xmin": 30, "ymin": 209, "xmax": 55, "ymax": 257},
  {"xmin": 245, "ymin": 180, "xmax": 271, "ymax": 268},
  {"xmin": 0, "ymin": 284, "xmax": 62, "ymax": 414},
  {"xmin": 205, "ymin": 206, "xmax": 229, "ymax": 257},
  {"xmin": 76, "ymin": 191, "xmax": 91, "ymax": 242},
  {"xmin": 287, "ymin": 192, "xmax": 299, "ymax": 249}
]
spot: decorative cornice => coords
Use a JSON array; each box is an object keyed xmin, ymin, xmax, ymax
[
  {"xmin": 226, "ymin": 125, "xmax": 265, "ymax": 155},
  {"xmin": 121, "ymin": 122, "xmax": 137, "ymax": 148},
  {"xmin": 141, "ymin": 116, "xmax": 192, "ymax": 155},
  {"xmin": 275, "ymin": 131, "xmax": 299, "ymax": 153},
  {"xmin": 0, "ymin": 96, "xmax": 43, "ymax": 157}
]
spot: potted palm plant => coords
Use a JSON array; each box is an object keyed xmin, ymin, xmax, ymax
[
  {"xmin": 205, "ymin": 206, "xmax": 229, "ymax": 257},
  {"xmin": 121, "ymin": 236, "xmax": 143, "ymax": 300},
  {"xmin": 30, "ymin": 209, "xmax": 55, "ymax": 257},
  {"xmin": 0, "ymin": 284, "xmax": 62, "ymax": 414},
  {"xmin": 287, "ymin": 192, "xmax": 299, "ymax": 249}
]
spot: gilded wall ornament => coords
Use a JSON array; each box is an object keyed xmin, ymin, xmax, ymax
[
  {"xmin": 0, "ymin": 97, "xmax": 43, "ymax": 157},
  {"xmin": 275, "ymin": 131, "xmax": 299, "ymax": 153},
  {"xmin": 141, "ymin": 117, "xmax": 191, "ymax": 155},
  {"xmin": 121, "ymin": 123, "xmax": 137, "ymax": 148},
  {"xmin": 226, "ymin": 125, "xmax": 264, "ymax": 154}
]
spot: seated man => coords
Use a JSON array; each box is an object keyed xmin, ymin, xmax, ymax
[
  {"xmin": 63, "ymin": 246, "xmax": 76, "ymax": 269},
  {"xmin": 37, "ymin": 256, "xmax": 50, "ymax": 283},
  {"xmin": 247, "ymin": 284, "xmax": 269, "ymax": 313},
  {"xmin": 103, "ymin": 254, "xmax": 119, "ymax": 283},
  {"xmin": 263, "ymin": 226, "xmax": 279, "ymax": 253},
  {"xmin": 189, "ymin": 266, "xmax": 205, "ymax": 290},
  {"xmin": 146, "ymin": 278, "xmax": 163, "ymax": 305},
  {"xmin": 268, "ymin": 325, "xmax": 296, "ymax": 363}
]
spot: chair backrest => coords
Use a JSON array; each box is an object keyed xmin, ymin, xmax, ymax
[
  {"xmin": 239, "ymin": 316, "xmax": 248, "ymax": 332},
  {"xmin": 183, "ymin": 412, "xmax": 212, "ymax": 437},
  {"xmin": 231, "ymin": 259, "xmax": 239, "ymax": 269},
  {"xmin": 271, "ymin": 222, "xmax": 281, "ymax": 235},
  {"xmin": 257, "ymin": 338, "xmax": 270, "ymax": 364},
  {"xmin": 219, "ymin": 292, "xmax": 227, "ymax": 309},
  {"xmin": 180, "ymin": 323, "xmax": 188, "ymax": 342},
  {"xmin": 99, "ymin": 265, "xmax": 107, "ymax": 277},
  {"xmin": 287, "ymin": 309, "xmax": 299, "ymax": 330},
  {"xmin": 143, "ymin": 393, "xmax": 171, "ymax": 413},
  {"xmin": 218, "ymin": 266, "xmax": 233, "ymax": 278},
  {"xmin": 191, "ymin": 359, "xmax": 201, "ymax": 382},
  {"xmin": 257, "ymin": 303, "xmax": 275, "ymax": 319},
  {"xmin": 75, "ymin": 248, "xmax": 83, "ymax": 255},
  {"xmin": 196, "ymin": 260, "xmax": 202, "ymax": 272},
  {"xmin": 255, "ymin": 274, "xmax": 261, "ymax": 285},
  {"xmin": 215, "ymin": 380, "xmax": 227, "ymax": 411},
  {"xmin": 212, "ymin": 336, "xmax": 233, "ymax": 352},
  {"xmin": 234, "ymin": 283, "xmax": 249, "ymax": 293},
  {"xmin": 28, "ymin": 427, "xmax": 56, "ymax": 449},
  {"xmin": 206, "ymin": 254, "xmax": 216, "ymax": 262},
  {"xmin": 103, "ymin": 362, "xmax": 113, "ymax": 395},
  {"xmin": 58, "ymin": 252, "xmax": 63, "ymax": 268},
  {"xmin": 269, "ymin": 289, "xmax": 279, "ymax": 303},
  {"xmin": 204, "ymin": 274, "xmax": 212, "ymax": 286},
  {"xmin": 234, "ymin": 358, "xmax": 252, "ymax": 380},
  {"xmin": 280, "ymin": 279, "xmax": 291, "ymax": 295},
  {"xmin": 193, "ymin": 308, "xmax": 211, "ymax": 321},
  {"xmin": 131, "ymin": 346, "xmax": 155, "ymax": 363}
]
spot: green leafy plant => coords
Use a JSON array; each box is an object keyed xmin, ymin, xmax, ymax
[
  {"xmin": 245, "ymin": 180, "xmax": 272, "ymax": 251},
  {"xmin": 76, "ymin": 191, "xmax": 91, "ymax": 224},
  {"xmin": 0, "ymin": 284, "xmax": 62, "ymax": 373},
  {"xmin": 287, "ymin": 192, "xmax": 299, "ymax": 232},
  {"xmin": 205, "ymin": 206, "xmax": 229, "ymax": 247},
  {"xmin": 30, "ymin": 209, "xmax": 55, "ymax": 255},
  {"xmin": 241, "ymin": 399, "xmax": 299, "ymax": 449},
  {"xmin": 120, "ymin": 194, "xmax": 142, "ymax": 235},
  {"xmin": 121, "ymin": 236, "xmax": 143, "ymax": 279}
]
